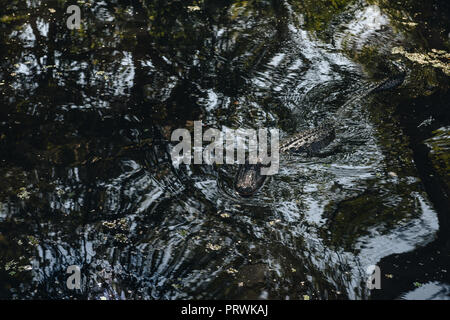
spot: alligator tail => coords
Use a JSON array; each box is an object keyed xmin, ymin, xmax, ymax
[{"xmin": 234, "ymin": 162, "xmax": 268, "ymax": 197}]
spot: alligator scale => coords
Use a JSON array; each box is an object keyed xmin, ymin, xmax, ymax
[{"xmin": 234, "ymin": 73, "xmax": 406, "ymax": 197}]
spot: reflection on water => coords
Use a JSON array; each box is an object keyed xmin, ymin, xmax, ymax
[{"xmin": 0, "ymin": 0, "xmax": 448, "ymax": 299}]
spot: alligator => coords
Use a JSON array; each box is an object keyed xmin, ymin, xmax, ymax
[{"xmin": 234, "ymin": 72, "xmax": 406, "ymax": 197}]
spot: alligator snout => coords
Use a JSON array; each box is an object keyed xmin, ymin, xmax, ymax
[{"xmin": 234, "ymin": 163, "xmax": 268, "ymax": 197}]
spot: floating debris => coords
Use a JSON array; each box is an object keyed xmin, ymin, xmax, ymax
[
  {"xmin": 392, "ymin": 47, "xmax": 450, "ymax": 75},
  {"xmin": 388, "ymin": 172, "xmax": 398, "ymax": 178},
  {"xmin": 114, "ymin": 233, "xmax": 128, "ymax": 243},
  {"xmin": 187, "ymin": 5, "xmax": 201, "ymax": 12},
  {"xmin": 400, "ymin": 21, "xmax": 418, "ymax": 27},
  {"xmin": 220, "ymin": 212, "xmax": 230, "ymax": 218},
  {"xmin": 27, "ymin": 235, "xmax": 39, "ymax": 246},
  {"xmin": 269, "ymin": 219, "xmax": 281, "ymax": 226},
  {"xmin": 103, "ymin": 221, "xmax": 116, "ymax": 229},
  {"xmin": 102, "ymin": 218, "xmax": 128, "ymax": 230},
  {"xmin": 5, "ymin": 261, "xmax": 17, "ymax": 271}
]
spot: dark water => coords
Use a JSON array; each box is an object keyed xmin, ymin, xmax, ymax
[{"xmin": 0, "ymin": 0, "xmax": 449, "ymax": 300}]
